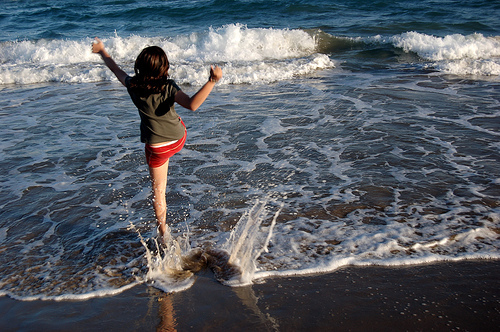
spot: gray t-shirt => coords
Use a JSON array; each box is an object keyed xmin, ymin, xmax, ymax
[{"xmin": 126, "ymin": 76, "xmax": 185, "ymax": 144}]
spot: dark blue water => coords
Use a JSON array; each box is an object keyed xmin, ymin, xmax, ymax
[
  {"xmin": 2, "ymin": 0, "xmax": 499, "ymax": 41},
  {"xmin": 0, "ymin": 0, "xmax": 499, "ymax": 299}
]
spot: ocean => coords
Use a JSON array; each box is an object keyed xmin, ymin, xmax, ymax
[{"xmin": 0, "ymin": 0, "xmax": 499, "ymax": 301}]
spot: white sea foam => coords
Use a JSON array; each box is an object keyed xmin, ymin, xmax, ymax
[
  {"xmin": 3, "ymin": 28, "xmax": 497, "ymax": 85},
  {"xmin": 0, "ymin": 282, "xmax": 141, "ymax": 302},
  {"xmin": 0, "ymin": 24, "xmax": 334, "ymax": 85},
  {"xmin": 253, "ymin": 215, "xmax": 500, "ymax": 280},
  {"xmin": 391, "ymin": 32, "xmax": 500, "ymax": 76}
]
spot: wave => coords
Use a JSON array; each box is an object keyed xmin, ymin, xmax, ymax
[
  {"xmin": 0, "ymin": 24, "xmax": 334, "ymax": 85},
  {"xmin": 389, "ymin": 32, "xmax": 500, "ymax": 76},
  {"xmin": 322, "ymin": 31, "xmax": 500, "ymax": 77},
  {"xmin": 1, "ymin": 26, "xmax": 498, "ymax": 86}
]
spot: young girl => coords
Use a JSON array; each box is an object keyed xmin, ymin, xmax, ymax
[{"xmin": 92, "ymin": 37, "xmax": 222, "ymax": 239}]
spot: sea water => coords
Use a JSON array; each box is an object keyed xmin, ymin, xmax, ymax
[{"xmin": 0, "ymin": 0, "xmax": 499, "ymax": 300}]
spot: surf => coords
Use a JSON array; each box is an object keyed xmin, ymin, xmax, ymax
[
  {"xmin": 390, "ymin": 31, "xmax": 500, "ymax": 76},
  {"xmin": 0, "ymin": 24, "xmax": 334, "ymax": 85}
]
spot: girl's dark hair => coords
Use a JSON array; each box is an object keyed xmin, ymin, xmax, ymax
[{"xmin": 129, "ymin": 46, "xmax": 170, "ymax": 94}]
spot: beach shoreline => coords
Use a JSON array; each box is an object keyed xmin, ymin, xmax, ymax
[{"xmin": 1, "ymin": 259, "xmax": 498, "ymax": 331}]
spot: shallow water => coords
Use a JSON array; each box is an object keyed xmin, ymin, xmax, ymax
[{"xmin": 1, "ymin": 69, "xmax": 499, "ymax": 299}]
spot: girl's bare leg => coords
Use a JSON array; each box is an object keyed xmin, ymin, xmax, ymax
[{"xmin": 149, "ymin": 159, "xmax": 169, "ymax": 238}]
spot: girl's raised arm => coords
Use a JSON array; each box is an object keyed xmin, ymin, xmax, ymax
[
  {"xmin": 175, "ymin": 65, "xmax": 222, "ymax": 111},
  {"xmin": 92, "ymin": 37, "xmax": 128, "ymax": 86}
]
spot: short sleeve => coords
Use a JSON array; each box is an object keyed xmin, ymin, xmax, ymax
[
  {"xmin": 170, "ymin": 79, "xmax": 181, "ymax": 94},
  {"xmin": 125, "ymin": 76, "xmax": 133, "ymax": 88}
]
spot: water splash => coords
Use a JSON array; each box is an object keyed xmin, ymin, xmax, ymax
[
  {"xmin": 128, "ymin": 198, "xmax": 280, "ymax": 291},
  {"xmin": 223, "ymin": 199, "xmax": 281, "ymax": 286},
  {"xmin": 129, "ymin": 223, "xmax": 196, "ymax": 293}
]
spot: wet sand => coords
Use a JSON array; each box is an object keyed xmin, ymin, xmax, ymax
[{"xmin": 1, "ymin": 259, "xmax": 499, "ymax": 331}]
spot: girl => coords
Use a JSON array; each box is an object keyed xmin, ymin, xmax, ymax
[{"xmin": 92, "ymin": 37, "xmax": 222, "ymax": 239}]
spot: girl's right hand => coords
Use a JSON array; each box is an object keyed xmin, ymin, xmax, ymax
[{"xmin": 92, "ymin": 37, "xmax": 105, "ymax": 54}]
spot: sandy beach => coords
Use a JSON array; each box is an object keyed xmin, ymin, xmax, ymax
[{"xmin": 1, "ymin": 259, "xmax": 498, "ymax": 331}]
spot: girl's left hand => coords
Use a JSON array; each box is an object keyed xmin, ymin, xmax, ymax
[{"xmin": 210, "ymin": 65, "xmax": 222, "ymax": 82}]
